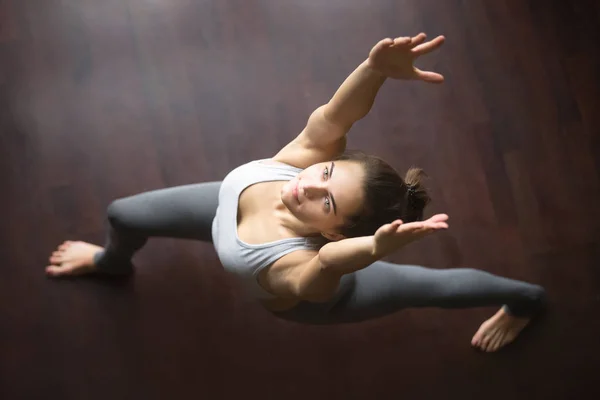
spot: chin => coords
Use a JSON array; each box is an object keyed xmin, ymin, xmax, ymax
[{"xmin": 281, "ymin": 192, "xmax": 297, "ymax": 211}]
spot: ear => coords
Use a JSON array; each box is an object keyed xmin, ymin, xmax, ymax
[{"xmin": 321, "ymin": 231, "xmax": 346, "ymax": 242}]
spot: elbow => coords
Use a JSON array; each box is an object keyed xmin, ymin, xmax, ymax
[
  {"xmin": 317, "ymin": 244, "xmax": 337, "ymax": 270},
  {"xmin": 293, "ymin": 259, "xmax": 339, "ymax": 303},
  {"xmin": 321, "ymin": 104, "xmax": 354, "ymax": 131}
]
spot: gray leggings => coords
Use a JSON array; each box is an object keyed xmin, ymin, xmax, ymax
[{"xmin": 94, "ymin": 182, "xmax": 546, "ymax": 325}]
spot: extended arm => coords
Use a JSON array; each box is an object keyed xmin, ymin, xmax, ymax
[
  {"xmin": 290, "ymin": 216, "xmax": 449, "ymax": 303},
  {"xmin": 313, "ymin": 61, "xmax": 387, "ymax": 140},
  {"xmin": 318, "ymin": 214, "xmax": 449, "ymax": 276},
  {"xmin": 272, "ymin": 60, "xmax": 388, "ymax": 169},
  {"xmin": 273, "ymin": 33, "xmax": 445, "ymax": 169}
]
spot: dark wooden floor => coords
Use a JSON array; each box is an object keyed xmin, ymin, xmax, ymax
[{"xmin": 1, "ymin": 0, "xmax": 599, "ymax": 399}]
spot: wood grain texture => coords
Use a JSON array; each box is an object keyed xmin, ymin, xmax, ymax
[{"xmin": 1, "ymin": 0, "xmax": 598, "ymax": 399}]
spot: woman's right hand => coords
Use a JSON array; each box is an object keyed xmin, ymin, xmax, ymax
[
  {"xmin": 366, "ymin": 33, "xmax": 445, "ymax": 83},
  {"xmin": 372, "ymin": 214, "xmax": 449, "ymax": 257}
]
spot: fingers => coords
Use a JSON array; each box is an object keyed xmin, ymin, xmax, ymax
[
  {"xmin": 424, "ymin": 215, "xmax": 449, "ymax": 229},
  {"xmin": 386, "ymin": 219, "xmax": 403, "ymax": 233},
  {"xmin": 428, "ymin": 213, "xmax": 449, "ymax": 222},
  {"xmin": 397, "ymin": 219, "xmax": 448, "ymax": 235},
  {"xmin": 391, "ymin": 36, "xmax": 412, "ymax": 47},
  {"xmin": 384, "ymin": 33, "xmax": 445, "ymax": 54},
  {"xmin": 412, "ymin": 35, "xmax": 445, "ymax": 56},
  {"xmin": 374, "ymin": 37, "xmax": 395, "ymax": 52},
  {"xmin": 414, "ymin": 222, "xmax": 447, "ymax": 235},
  {"xmin": 393, "ymin": 33, "xmax": 429, "ymax": 49},
  {"xmin": 414, "ymin": 67, "xmax": 444, "ymax": 84},
  {"xmin": 385, "ymin": 214, "xmax": 449, "ymax": 238},
  {"xmin": 426, "ymin": 214, "xmax": 449, "ymax": 229},
  {"xmin": 410, "ymin": 32, "xmax": 427, "ymax": 47}
]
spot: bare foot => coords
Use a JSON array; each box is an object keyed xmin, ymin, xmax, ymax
[
  {"xmin": 471, "ymin": 307, "xmax": 530, "ymax": 352},
  {"xmin": 46, "ymin": 241, "xmax": 103, "ymax": 277}
]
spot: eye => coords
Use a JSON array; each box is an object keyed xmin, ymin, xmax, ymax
[
  {"xmin": 323, "ymin": 166, "xmax": 329, "ymax": 180},
  {"xmin": 324, "ymin": 197, "xmax": 330, "ymax": 212}
]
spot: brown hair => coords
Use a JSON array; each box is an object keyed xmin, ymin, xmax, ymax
[{"xmin": 334, "ymin": 150, "xmax": 431, "ymax": 238}]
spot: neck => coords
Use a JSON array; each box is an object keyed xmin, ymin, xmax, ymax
[{"xmin": 273, "ymin": 199, "xmax": 322, "ymax": 238}]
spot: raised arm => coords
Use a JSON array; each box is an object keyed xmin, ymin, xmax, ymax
[{"xmin": 273, "ymin": 33, "xmax": 445, "ymax": 169}]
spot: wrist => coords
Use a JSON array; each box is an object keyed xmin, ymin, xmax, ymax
[
  {"xmin": 365, "ymin": 235, "xmax": 388, "ymax": 263},
  {"xmin": 372, "ymin": 236, "xmax": 395, "ymax": 259},
  {"xmin": 363, "ymin": 59, "xmax": 386, "ymax": 78}
]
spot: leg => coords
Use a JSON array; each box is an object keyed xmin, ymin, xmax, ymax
[
  {"xmin": 330, "ymin": 262, "xmax": 546, "ymax": 321},
  {"xmin": 47, "ymin": 182, "xmax": 222, "ymax": 276},
  {"xmin": 273, "ymin": 261, "xmax": 546, "ymax": 351}
]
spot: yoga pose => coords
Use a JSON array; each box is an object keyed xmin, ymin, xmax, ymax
[{"xmin": 46, "ymin": 33, "xmax": 545, "ymax": 352}]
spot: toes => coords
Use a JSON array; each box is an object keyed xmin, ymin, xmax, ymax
[
  {"xmin": 471, "ymin": 327, "xmax": 485, "ymax": 347},
  {"xmin": 490, "ymin": 333, "xmax": 502, "ymax": 352},
  {"xmin": 487, "ymin": 332, "xmax": 502, "ymax": 352},
  {"xmin": 496, "ymin": 332, "xmax": 510, "ymax": 351},
  {"xmin": 50, "ymin": 248, "xmax": 66, "ymax": 263},
  {"xmin": 487, "ymin": 332, "xmax": 500, "ymax": 352},
  {"xmin": 481, "ymin": 332, "xmax": 494, "ymax": 352},
  {"xmin": 50, "ymin": 251, "xmax": 67, "ymax": 262},
  {"xmin": 49, "ymin": 255, "xmax": 62, "ymax": 264},
  {"xmin": 481, "ymin": 338, "xmax": 489, "ymax": 352},
  {"xmin": 474, "ymin": 327, "xmax": 516, "ymax": 353},
  {"xmin": 59, "ymin": 241, "xmax": 75, "ymax": 250},
  {"xmin": 486, "ymin": 337, "xmax": 496, "ymax": 352},
  {"xmin": 46, "ymin": 263, "xmax": 76, "ymax": 277},
  {"xmin": 46, "ymin": 265, "xmax": 62, "ymax": 276}
]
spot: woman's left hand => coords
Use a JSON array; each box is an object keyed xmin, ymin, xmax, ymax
[
  {"xmin": 366, "ymin": 33, "xmax": 445, "ymax": 83},
  {"xmin": 372, "ymin": 213, "xmax": 449, "ymax": 258}
]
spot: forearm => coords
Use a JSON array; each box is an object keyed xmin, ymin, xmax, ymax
[
  {"xmin": 324, "ymin": 60, "xmax": 387, "ymax": 127},
  {"xmin": 318, "ymin": 236, "xmax": 383, "ymax": 275}
]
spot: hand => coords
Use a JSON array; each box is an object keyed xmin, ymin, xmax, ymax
[
  {"xmin": 366, "ymin": 33, "xmax": 445, "ymax": 83},
  {"xmin": 372, "ymin": 213, "xmax": 449, "ymax": 257}
]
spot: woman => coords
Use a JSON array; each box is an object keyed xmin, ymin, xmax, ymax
[{"xmin": 46, "ymin": 33, "xmax": 546, "ymax": 352}]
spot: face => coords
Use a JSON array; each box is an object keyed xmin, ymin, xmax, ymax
[{"xmin": 280, "ymin": 160, "xmax": 365, "ymax": 240}]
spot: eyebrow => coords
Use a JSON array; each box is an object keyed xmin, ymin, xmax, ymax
[{"xmin": 329, "ymin": 161, "xmax": 337, "ymax": 215}]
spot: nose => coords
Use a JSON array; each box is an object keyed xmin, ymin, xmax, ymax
[{"xmin": 300, "ymin": 181, "xmax": 328, "ymax": 198}]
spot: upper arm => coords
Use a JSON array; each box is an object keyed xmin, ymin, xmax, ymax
[
  {"xmin": 292, "ymin": 253, "xmax": 343, "ymax": 303},
  {"xmin": 272, "ymin": 105, "xmax": 350, "ymax": 169}
]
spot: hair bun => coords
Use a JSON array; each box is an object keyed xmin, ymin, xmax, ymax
[{"xmin": 403, "ymin": 167, "xmax": 431, "ymax": 222}]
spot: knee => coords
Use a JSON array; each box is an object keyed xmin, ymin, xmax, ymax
[{"xmin": 106, "ymin": 198, "xmax": 135, "ymax": 229}]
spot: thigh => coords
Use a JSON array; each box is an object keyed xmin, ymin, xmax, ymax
[
  {"xmin": 326, "ymin": 261, "xmax": 434, "ymax": 322},
  {"xmin": 108, "ymin": 181, "xmax": 221, "ymax": 242}
]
